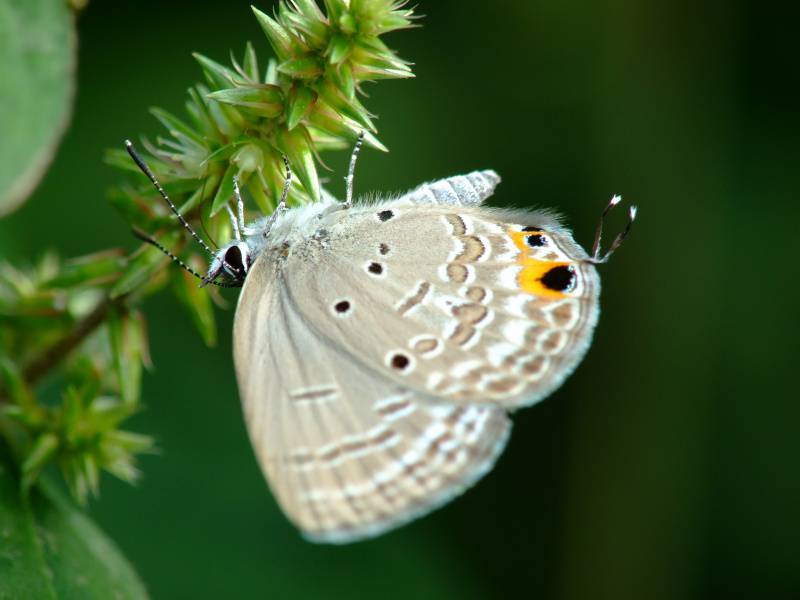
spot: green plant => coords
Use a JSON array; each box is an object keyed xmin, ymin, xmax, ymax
[{"xmin": 0, "ymin": 1, "xmax": 415, "ymax": 595}]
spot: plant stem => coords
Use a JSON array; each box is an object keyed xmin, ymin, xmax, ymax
[{"xmin": 0, "ymin": 295, "xmax": 126, "ymax": 403}]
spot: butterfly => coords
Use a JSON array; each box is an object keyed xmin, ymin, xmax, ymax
[{"xmin": 126, "ymin": 134, "xmax": 635, "ymax": 544}]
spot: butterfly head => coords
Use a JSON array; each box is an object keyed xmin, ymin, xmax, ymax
[{"xmin": 202, "ymin": 241, "xmax": 251, "ymax": 288}]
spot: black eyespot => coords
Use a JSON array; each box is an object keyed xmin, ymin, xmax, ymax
[
  {"xmin": 377, "ymin": 209, "xmax": 394, "ymax": 222},
  {"xmin": 368, "ymin": 262, "xmax": 384, "ymax": 275},
  {"xmin": 521, "ymin": 225, "xmax": 542, "ymax": 232},
  {"xmin": 379, "ymin": 243, "xmax": 390, "ymax": 255},
  {"xmin": 525, "ymin": 234, "xmax": 546, "ymax": 247},
  {"xmin": 390, "ymin": 354, "xmax": 410, "ymax": 370},
  {"xmin": 540, "ymin": 265, "xmax": 576, "ymax": 292},
  {"xmin": 334, "ymin": 300, "xmax": 351, "ymax": 314},
  {"xmin": 224, "ymin": 246, "xmax": 244, "ymax": 273}
]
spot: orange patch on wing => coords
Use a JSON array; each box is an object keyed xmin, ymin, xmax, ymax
[
  {"xmin": 518, "ymin": 259, "xmax": 574, "ymax": 298},
  {"xmin": 509, "ymin": 230, "xmax": 542, "ymax": 253},
  {"xmin": 508, "ymin": 228, "xmax": 574, "ymax": 299}
]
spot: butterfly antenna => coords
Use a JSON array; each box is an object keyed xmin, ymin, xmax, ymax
[
  {"xmin": 590, "ymin": 194, "xmax": 637, "ymax": 263},
  {"xmin": 125, "ymin": 140, "xmax": 214, "ymax": 257},
  {"xmin": 591, "ymin": 194, "xmax": 621, "ymax": 260},
  {"xmin": 131, "ymin": 227, "xmax": 238, "ymax": 288},
  {"xmin": 344, "ymin": 130, "xmax": 365, "ymax": 208},
  {"xmin": 600, "ymin": 205, "xmax": 637, "ymax": 261}
]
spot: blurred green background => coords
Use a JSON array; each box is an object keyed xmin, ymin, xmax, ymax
[{"xmin": 1, "ymin": 0, "xmax": 799, "ymax": 598}]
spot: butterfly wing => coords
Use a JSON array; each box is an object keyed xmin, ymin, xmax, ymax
[
  {"xmin": 234, "ymin": 258, "xmax": 511, "ymax": 543},
  {"xmin": 285, "ymin": 171, "xmax": 601, "ymax": 410}
]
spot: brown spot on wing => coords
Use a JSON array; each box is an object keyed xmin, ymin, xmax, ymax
[
  {"xmin": 458, "ymin": 236, "xmax": 486, "ymax": 262},
  {"xmin": 450, "ymin": 323, "xmax": 477, "ymax": 346},
  {"xmin": 446, "ymin": 263, "xmax": 468, "ymax": 283},
  {"xmin": 397, "ymin": 281, "xmax": 431, "ymax": 315},
  {"xmin": 412, "ymin": 337, "xmax": 439, "ymax": 354},
  {"xmin": 452, "ymin": 303, "xmax": 488, "ymax": 324},
  {"xmin": 445, "ymin": 214, "xmax": 467, "ymax": 235},
  {"xmin": 465, "ymin": 286, "xmax": 487, "ymax": 303},
  {"xmin": 551, "ymin": 302, "xmax": 576, "ymax": 327}
]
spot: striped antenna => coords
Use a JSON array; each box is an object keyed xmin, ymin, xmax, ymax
[
  {"xmin": 125, "ymin": 140, "xmax": 214, "ymax": 256},
  {"xmin": 131, "ymin": 228, "xmax": 238, "ymax": 288},
  {"xmin": 590, "ymin": 195, "xmax": 637, "ymax": 263}
]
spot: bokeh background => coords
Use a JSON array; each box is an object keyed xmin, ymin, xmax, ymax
[{"xmin": 1, "ymin": 1, "xmax": 799, "ymax": 598}]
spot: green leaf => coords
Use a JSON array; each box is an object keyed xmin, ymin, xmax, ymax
[
  {"xmin": 252, "ymin": 7, "xmax": 293, "ymax": 62},
  {"xmin": 327, "ymin": 34, "xmax": 352, "ymax": 65},
  {"xmin": 210, "ymin": 161, "xmax": 237, "ymax": 215},
  {"xmin": 376, "ymin": 12, "xmax": 415, "ymax": 34},
  {"xmin": 204, "ymin": 88, "xmax": 245, "ymax": 138},
  {"xmin": 242, "ymin": 42, "xmax": 260, "ymax": 81},
  {"xmin": 276, "ymin": 126, "xmax": 320, "ymax": 201},
  {"xmin": 280, "ymin": 3, "xmax": 328, "ymax": 48},
  {"xmin": 0, "ymin": 0, "xmax": 77, "ymax": 216},
  {"xmin": 339, "ymin": 11, "xmax": 357, "ymax": 35},
  {"xmin": 292, "ymin": 0, "xmax": 326, "ymax": 22},
  {"xmin": 322, "ymin": 0, "xmax": 346, "ymax": 22},
  {"xmin": 110, "ymin": 231, "xmax": 180, "ymax": 299},
  {"xmin": 0, "ymin": 447, "xmax": 149, "ymax": 599},
  {"xmin": 177, "ymin": 168, "xmax": 221, "ymax": 215},
  {"xmin": 173, "ymin": 263, "xmax": 217, "ymax": 347},
  {"xmin": 247, "ymin": 169, "xmax": 276, "ymax": 214},
  {"xmin": 0, "ymin": 357, "xmax": 36, "ymax": 410},
  {"xmin": 330, "ymin": 61, "xmax": 355, "ymax": 99},
  {"xmin": 207, "ymin": 86, "xmax": 284, "ymax": 118},
  {"xmin": 316, "ymin": 81, "xmax": 375, "ymax": 131},
  {"xmin": 149, "ymin": 107, "xmax": 205, "ymax": 148},
  {"xmin": 108, "ymin": 310, "xmax": 145, "ymax": 406},
  {"xmin": 286, "ymin": 85, "xmax": 317, "ymax": 130},
  {"xmin": 278, "ymin": 57, "xmax": 324, "ymax": 79},
  {"xmin": 42, "ymin": 250, "xmax": 126, "ymax": 290},
  {"xmin": 21, "ymin": 433, "xmax": 59, "ymax": 493},
  {"xmin": 192, "ymin": 53, "xmax": 237, "ymax": 89},
  {"xmin": 231, "ymin": 143, "xmax": 265, "ymax": 174},
  {"xmin": 186, "ymin": 87, "xmax": 222, "ymax": 143}
]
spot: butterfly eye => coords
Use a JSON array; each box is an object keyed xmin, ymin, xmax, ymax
[{"xmin": 224, "ymin": 245, "xmax": 245, "ymax": 275}]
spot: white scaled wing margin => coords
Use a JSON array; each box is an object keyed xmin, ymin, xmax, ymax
[{"xmin": 398, "ymin": 170, "xmax": 501, "ymax": 206}]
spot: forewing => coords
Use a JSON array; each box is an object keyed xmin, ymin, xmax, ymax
[
  {"xmin": 290, "ymin": 197, "xmax": 600, "ymax": 410},
  {"xmin": 233, "ymin": 259, "xmax": 511, "ymax": 543}
]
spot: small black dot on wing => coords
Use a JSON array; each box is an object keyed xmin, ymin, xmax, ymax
[
  {"xmin": 334, "ymin": 300, "xmax": 351, "ymax": 314},
  {"xmin": 525, "ymin": 234, "xmax": 547, "ymax": 247},
  {"xmin": 377, "ymin": 209, "xmax": 394, "ymax": 222},
  {"xmin": 368, "ymin": 262, "xmax": 384, "ymax": 275},
  {"xmin": 390, "ymin": 353, "xmax": 410, "ymax": 370}
]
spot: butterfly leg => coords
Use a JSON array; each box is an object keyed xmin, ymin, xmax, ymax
[
  {"xmin": 233, "ymin": 175, "xmax": 263, "ymax": 237},
  {"xmin": 225, "ymin": 204, "xmax": 241, "ymax": 241},
  {"xmin": 255, "ymin": 156, "xmax": 293, "ymax": 237},
  {"xmin": 343, "ymin": 131, "xmax": 365, "ymax": 209}
]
